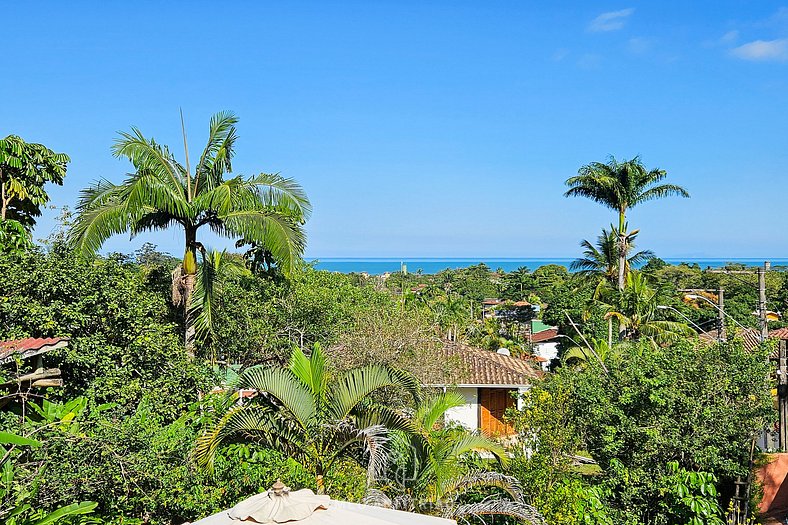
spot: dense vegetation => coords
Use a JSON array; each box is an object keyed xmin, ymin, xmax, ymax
[{"xmin": 0, "ymin": 131, "xmax": 779, "ymax": 525}]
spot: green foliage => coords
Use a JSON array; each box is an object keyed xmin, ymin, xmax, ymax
[
  {"xmin": 371, "ymin": 391, "xmax": 545, "ymax": 524},
  {"xmin": 661, "ymin": 461, "xmax": 725, "ymax": 525},
  {"xmin": 563, "ymin": 338, "xmax": 773, "ymax": 522},
  {"xmin": 0, "ymin": 429, "xmax": 96, "ymax": 525},
  {"xmin": 0, "ymin": 134, "xmax": 69, "ymax": 228},
  {"xmin": 209, "ymin": 265, "xmax": 393, "ymax": 364},
  {"xmin": 194, "ymin": 344, "xmax": 420, "ymax": 493},
  {"xmin": 0, "ymin": 219, "xmax": 33, "ymax": 254},
  {"xmin": 23, "ymin": 396, "xmax": 363, "ymax": 525},
  {"xmin": 0, "ymin": 247, "xmax": 208, "ymax": 414}
]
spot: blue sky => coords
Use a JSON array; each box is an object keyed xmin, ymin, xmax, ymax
[{"xmin": 3, "ymin": 1, "xmax": 788, "ymax": 258}]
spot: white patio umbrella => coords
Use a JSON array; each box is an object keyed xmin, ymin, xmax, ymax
[{"xmin": 190, "ymin": 481, "xmax": 456, "ymax": 525}]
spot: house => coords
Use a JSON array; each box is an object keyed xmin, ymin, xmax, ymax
[
  {"xmin": 422, "ymin": 342, "xmax": 541, "ymax": 436},
  {"xmin": 529, "ymin": 320, "xmax": 560, "ymax": 371}
]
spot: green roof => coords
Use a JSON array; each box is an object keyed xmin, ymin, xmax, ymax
[{"xmin": 531, "ymin": 320, "xmax": 554, "ymax": 333}]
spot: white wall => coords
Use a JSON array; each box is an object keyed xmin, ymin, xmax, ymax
[
  {"xmin": 534, "ymin": 342, "xmax": 559, "ymax": 370},
  {"xmin": 444, "ymin": 387, "xmax": 478, "ymax": 430}
]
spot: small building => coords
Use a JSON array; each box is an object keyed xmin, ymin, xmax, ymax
[
  {"xmin": 422, "ymin": 342, "xmax": 541, "ymax": 436},
  {"xmin": 530, "ymin": 320, "xmax": 560, "ymax": 371},
  {"xmin": 0, "ymin": 337, "xmax": 69, "ymax": 399}
]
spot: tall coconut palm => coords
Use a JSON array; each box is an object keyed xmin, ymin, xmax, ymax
[
  {"xmin": 571, "ymin": 226, "xmax": 653, "ymax": 285},
  {"xmin": 365, "ymin": 391, "xmax": 545, "ymax": 524},
  {"xmin": 68, "ymin": 112, "xmax": 311, "ymax": 352},
  {"xmin": 565, "ymin": 156, "xmax": 688, "ymax": 290},
  {"xmin": 193, "ymin": 343, "xmax": 420, "ymax": 494}
]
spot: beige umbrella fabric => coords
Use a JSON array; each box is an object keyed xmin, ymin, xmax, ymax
[{"xmin": 191, "ymin": 481, "xmax": 456, "ymax": 525}]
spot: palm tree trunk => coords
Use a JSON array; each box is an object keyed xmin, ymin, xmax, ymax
[
  {"xmin": 183, "ymin": 226, "xmax": 198, "ymax": 356},
  {"xmin": 617, "ymin": 210, "xmax": 626, "ymax": 291}
]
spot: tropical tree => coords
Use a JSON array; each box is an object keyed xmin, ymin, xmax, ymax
[
  {"xmin": 365, "ymin": 391, "xmax": 545, "ymax": 524},
  {"xmin": 68, "ymin": 112, "xmax": 311, "ymax": 351},
  {"xmin": 193, "ymin": 343, "xmax": 420, "ymax": 494},
  {"xmin": 571, "ymin": 226, "xmax": 653, "ymax": 286},
  {"xmin": 188, "ymin": 249, "xmax": 249, "ymax": 354},
  {"xmin": 565, "ymin": 156, "xmax": 688, "ymax": 290},
  {"xmin": 0, "ymin": 135, "xmax": 69, "ymax": 253},
  {"xmin": 598, "ymin": 272, "xmax": 694, "ymax": 344}
]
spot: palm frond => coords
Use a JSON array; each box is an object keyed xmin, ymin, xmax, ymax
[
  {"xmin": 195, "ymin": 111, "xmax": 239, "ymax": 193},
  {"xmin": 451, "ymin": 433, "xmax": 506, "ymax": 461},
  {"xmin": 288, "ymin": 344, "xmax": 327, "ymax": 398},
  {"xmin": 245, "ymin": 173, "xmax": 312, "ymax": 221},
  {"xmin": 441, "ymin": 471, "xmax": 525, "ymax": 502},
  {"xmin": 449, "ymin": 499, "xmax": 546, "ymax": 525},
  {"xmin": 218, "ymin": 209, "xmax": 306, "ymax": 275},
  {"xmin": 235, "ymin": 365, "xmax": 316, "ymax": 426},
  {"xmin": 635, "ymin": 183, "xmax": 690, "ymax": 204},
  {"xmin": 68, "ymin": 180, "xmax": 135, "ymax": 256},
  {"xmin": 188, "ymin": 250, "xmax": 248, "ymax": 347},
  {"xmin": 415, "ymin": 391, "xmax": 466, "ymax": 432},
  {"xmin": 193, "ymin": 404, "xmax": 301, "ymax": 471},
  {"xmin": 328, "ymin": 366, "xmax": 420, "ymax": 420},
  {"xmin": 112, "ymin": 128, "xmax": 186, "ymax": 194}
]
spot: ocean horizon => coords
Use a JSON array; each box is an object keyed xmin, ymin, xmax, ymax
[{"xmin": 309, "ymin": 257, "xmax": 788, "ymax": 275}]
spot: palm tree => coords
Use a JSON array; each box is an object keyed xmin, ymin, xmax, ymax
[
  {"xmin": 571, "ymin": 226, "xmax": 653, "ymax": 285},
  {"xmin": 565, "ymin": 156, "xmax": 688, "ymax": 290},
  {"xmin": 193, "ymin": 343, "xmax": 420, "ymax": 494},
  {"xmin": 562, "ymin": 338, "xmax": 628, "ymax": 369},
  {"xmin": 189, "ymin": 249, "xmax": 248, "ymax": 356},
  {"xmin": 598, "ymin": 272, "xmax": 694, "ymax": 344},
  {"xmin": 365, "ymin": 391, "xmax": 545, "ymax": 524},
  {"xmin": 68, "ymin": 112, "xmax": 311, "ymax": 352}
]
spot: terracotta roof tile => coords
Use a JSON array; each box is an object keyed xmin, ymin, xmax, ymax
[{"xmin": 423, "ymin": 342, "xmax": 541, "ymax": 387}]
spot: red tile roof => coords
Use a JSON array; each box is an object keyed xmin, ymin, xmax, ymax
[
  {"xmin": 770, "ymin": 328, "xmax": 788, "ymax": 340},
  {"xmin": 0, "ymin": 337, "xmax": 70, "ymax": 363},
  {"xmin": 423, "ymin": 343, "xmax": 541, "ymax": 387},
  {"xmin": 531, "ymin": 328, "xmax": 559, "ymax": 343}
]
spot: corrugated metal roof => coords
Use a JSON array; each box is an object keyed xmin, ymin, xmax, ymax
[{"xmin": 0, "ymin": 337, "xmax": 70, "ymax": 363}]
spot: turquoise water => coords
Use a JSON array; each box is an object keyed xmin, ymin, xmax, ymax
[{"xmin": 310, "ymin": 258, "xmax": 788, "ymax": 275}]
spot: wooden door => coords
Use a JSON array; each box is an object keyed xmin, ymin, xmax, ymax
[{"xmin": 479, "ymin": 388, "xmax": 515, "ymax": 436}]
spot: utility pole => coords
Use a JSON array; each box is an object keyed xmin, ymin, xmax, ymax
[
  {"xmin": 758, "ymin": 261, "xmax": 770, "ymax": 342},
  {"xmin": 718, "ymin": 288, "xmax": 726, "ymax": 342},
  {"xmin": 780, "ymin": 340, "xmax": 788, "ymax": 452}
]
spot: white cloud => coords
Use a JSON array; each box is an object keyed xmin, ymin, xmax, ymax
[
  {"xmin": 731, "ymin": 38, "xmax": 788, "ymax": 61},
  {"xmin": 588, "ymin": 8, "xmax": 635, "ymax": 32},
  {"xmin": 720, "ymin": 30, "xmax": 739, "ymax": 44}
]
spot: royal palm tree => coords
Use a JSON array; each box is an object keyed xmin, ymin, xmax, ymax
[
  {"xmin": 68, "ymin": 112, "xmax": 311, "ymax": 352},
  {"xmin": 571, "ymin": 226, "xmax": 653, "ymax": 285},
  {"xmin": 194, "ymin": 343, "xmax": 420, "ymax": 494},
  {"xmin": 365, "ymin": 391, "xmax": 545, "ymax": 524},
  {"xmin": 565, "ymin": 156, "xmax": 688, "ymax": 290}
]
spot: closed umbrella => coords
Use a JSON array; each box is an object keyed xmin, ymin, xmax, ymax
[{"xmin": 191, "ymin": 481, "xmax": 456, "ymax": 525}]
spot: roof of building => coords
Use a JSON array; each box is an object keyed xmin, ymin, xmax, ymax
[
  {"xmin": 531, "ymin": 320, "xmax": 554, "ymax": 333},
  {"xmin": 769, "ymin": 327, "xmax": 788, "ymax": 340},
  {"xmin": 0, "ymin": 337, "xmax": 70, "ymax": 364},
  {"xmin": 423, "ymin": 342, "xmax": 541, "ymax": 387},
  {"xmin": 532, "ymin": 328, "xmax": 560, "ymax": 343}
]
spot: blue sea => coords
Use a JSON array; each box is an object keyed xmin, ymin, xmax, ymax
[{"xmin": 309, "ymin": 258, "xmax": 788, "ymax": 275}]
